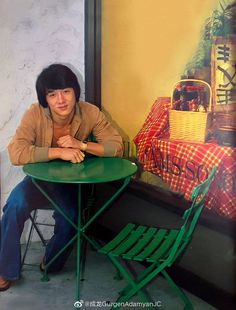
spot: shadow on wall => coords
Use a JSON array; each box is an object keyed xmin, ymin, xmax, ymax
[
  {"xmin": 66, "ymin": 62, "xmax": 85, "ymax": 99},
  {"xmin": 102, "ymin": 108, "xmax": 137, "ymax": 159}
]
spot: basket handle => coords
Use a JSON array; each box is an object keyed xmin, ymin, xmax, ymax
[{"xmin": 171, "ymin": 79, "xmax": 212, "ymax": 112}]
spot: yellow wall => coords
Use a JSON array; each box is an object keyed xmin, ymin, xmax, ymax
[{"xmin": 102, "ymin": 0, "xmax": 218, "ymax": 149}]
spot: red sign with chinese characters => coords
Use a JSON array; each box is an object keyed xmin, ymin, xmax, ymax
[{"xmin": 211, "ymin": 36, "xmax": 236, "ymax": 112}]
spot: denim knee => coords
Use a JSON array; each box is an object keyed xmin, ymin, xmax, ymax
[{"xmin": 3, "ymin": 187, "xmax": 31, "ymax": 223}]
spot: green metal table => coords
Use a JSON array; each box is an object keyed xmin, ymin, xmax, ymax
[{"xmin": 23, "ymin": 157, "xmax": 137, "ymax": 301}]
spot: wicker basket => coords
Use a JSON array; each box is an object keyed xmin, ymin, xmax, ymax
[{"xmin": 169, "ymin": 79, "xmax": 212, "ymax": 143}]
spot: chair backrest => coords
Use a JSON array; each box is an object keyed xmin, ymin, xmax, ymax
[{"xmin": 166, "ymin": 166, "xmax": 217, "ymax": 265}]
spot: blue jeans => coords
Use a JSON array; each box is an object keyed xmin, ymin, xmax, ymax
[{"xmin": 0, "ymin": 176, "xmax": 78, "ymax": 280}]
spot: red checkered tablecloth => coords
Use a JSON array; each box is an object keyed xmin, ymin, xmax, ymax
[{"xmin": 134, "ymin": 97, "xmax": 236, "ymax": 219}]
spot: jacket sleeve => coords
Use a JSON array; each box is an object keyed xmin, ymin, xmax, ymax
[
  {"xmin": 8, "ymin": 105, "xmax": 49, "ymax": 166},
  {"xmin": 92, "ymin": 107, "xmax": 124, "ymax": 157}
]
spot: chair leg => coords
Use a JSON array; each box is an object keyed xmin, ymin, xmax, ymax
[
  {"xmin": 30, "ymin": 211, "xmax": 49, "ymax": 247},
  {"xmin": 21, "ymin": 209, "xmax": 52, "ymax": 268},
  {"xmin": 113, "ymin": 261, "xmax": 167, "ymax": 308},
  {"xmin": 107, "ymin": 255, "xmax": 155, "ymax": 309},
  {"xmin": 161, "ymin": 270, "xmax": 193, "ymax": 309},
  {"xmin": 21, "ymin": 210, "xmax": 38, "ymax": 267},
  {"xmin": 119, "ymin": 261, "xmax": 158, "ymax": 297}
]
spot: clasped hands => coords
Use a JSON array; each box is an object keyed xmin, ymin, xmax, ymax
[{"xmin": 57, "ymin": 135, "xmax": 86, "ymax": 164}]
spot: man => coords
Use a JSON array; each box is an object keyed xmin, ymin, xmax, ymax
[{"xmin": 0, "ymin": 63, "xmax": 123, "ymax": 291}]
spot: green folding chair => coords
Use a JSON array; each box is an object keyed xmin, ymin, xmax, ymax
[{"xmin": 99, "ymin": 167, "xmax": 217, "ymax": 309}]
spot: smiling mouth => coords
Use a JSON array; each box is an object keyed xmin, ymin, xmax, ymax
[{"xmin": 58, "ymin": 105, "xmax": 68, "ymax": 110}]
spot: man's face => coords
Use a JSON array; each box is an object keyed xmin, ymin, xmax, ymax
[{"xmin": 46, "ymin": 88, "xmax": 76, "ymax": 119}]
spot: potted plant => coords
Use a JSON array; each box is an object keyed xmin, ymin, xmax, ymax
[{"xmin": 184, "ymin": 1, "xmax": 236, "ymax": 82}]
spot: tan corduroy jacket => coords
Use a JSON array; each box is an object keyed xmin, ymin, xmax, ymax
[{"xmin": 8, "ymin": 101, "xmax": 123, "ymax": 165}]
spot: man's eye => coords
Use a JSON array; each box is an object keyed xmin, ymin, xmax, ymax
[
  {"xmin": 48, "ymin": 93, "xmax": 56, "ymax": 97},
  {"xmin": 63, "ymin": 89, "xmax": 70, "ymax": 93}
]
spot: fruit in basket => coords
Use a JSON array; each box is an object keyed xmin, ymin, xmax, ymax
[
  {"xmin": 198, "ymin": 104, "xmax": 207, "ymax": 112},
  {"xmin": 180, "ymin": 101, "xmax": 190, "ymax": 111},
  {"xmin": 173, "ymin": 100, "xmax": 181, "ymax": 110},
  {"xmin": 189, "ymin": 99, "xmax": 198, "ymax": 111}
]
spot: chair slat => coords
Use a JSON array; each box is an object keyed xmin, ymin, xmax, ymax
[
  {"xmin": 111, "ymin": 225, "xmax": 147, "ymax": 256},
  {"xmin": 147, "ymin": 229, "xmax": 179, "ymax": 262},
  {"xmin": 99, "ymin": 223, "xmax": 136, "ymax": 254},
  {"xmin": 134, "ymin": 228, "xmax": 167, "ymax": 261},
  {"xmin": 122, "ymin": 227, "xmax": 157, "ymax": 259}
]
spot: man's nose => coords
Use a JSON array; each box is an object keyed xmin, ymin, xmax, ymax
[{"xmin": 57, "ymin": 91, "xmax": 64, "ymax": 103}]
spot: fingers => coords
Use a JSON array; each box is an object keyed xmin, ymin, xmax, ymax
[
  {"xmin": 60, "ymin": 147, "xmax": 85, "ymax": 163},
  {"xmin": 57, "ymin": 135, "xmax": 75, "ymax": 148},
  {"xmin": 57, "ymin": 136, "xmax": 70, "ymax": 147},
  {"xmin": 70, "ymin": 149, "xmax": 85, "ymax": 163}
]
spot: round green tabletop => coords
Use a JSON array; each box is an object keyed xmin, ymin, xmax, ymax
[{"xmin": 23, "ymin": 157, "xmax": 137, "ymax": 184}]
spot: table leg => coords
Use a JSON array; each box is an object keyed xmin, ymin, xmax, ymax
[
  {"xmin": 76, "ymin": 177, "xmax": 132, "ymax": 301},
  {"xmin": 76, "ymin": 183, "xmax": 82, "ymax": 302},
  {"xmin": 82, "ymin": 176, "xmax": 131, "ymax": 233},
  {"xmin": 31, "ymin": 176, "xmax": 132, "ymax": 302},
  {"xmin": 31, "ymin": 178, "xmax": 79, "ymax": 282}
]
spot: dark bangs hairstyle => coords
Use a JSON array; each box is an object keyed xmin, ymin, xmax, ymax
[{"xmin": 36, "ymin": 64, "xmax": 81, "ymax": 107}]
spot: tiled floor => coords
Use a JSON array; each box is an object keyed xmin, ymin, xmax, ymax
[{"xmin": 0, "ymin": 242, "xmax": 217, "ymax": 310}]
